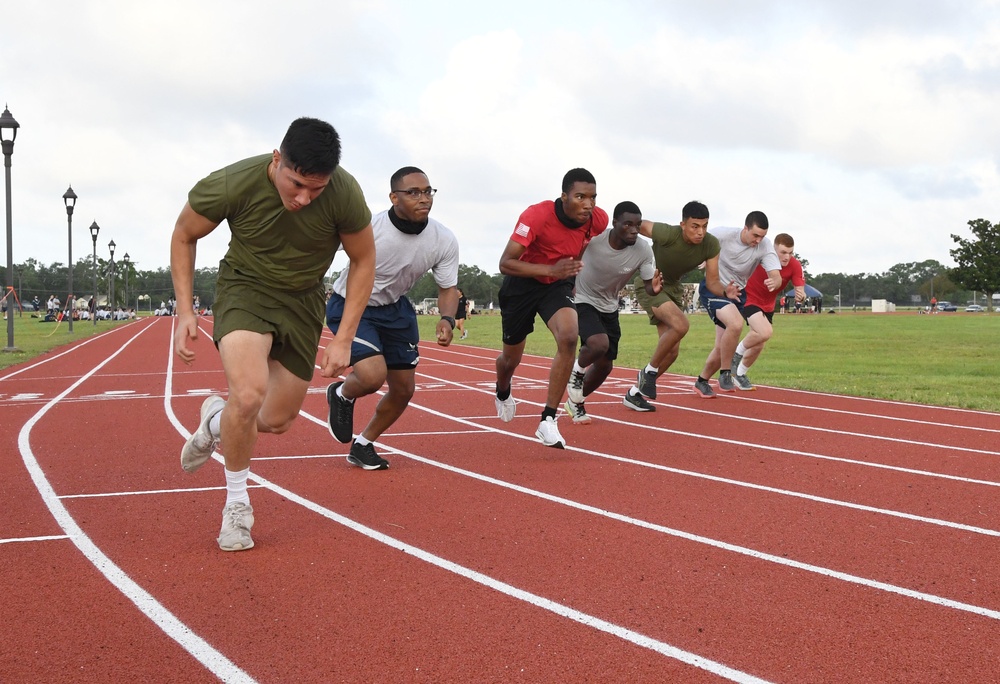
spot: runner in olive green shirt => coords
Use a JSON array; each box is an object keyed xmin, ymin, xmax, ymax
[
  {"xmin": 625, "ymin": 201, "xmax": 733, "ymax": 408},
  {"xmin": 171, "ymin": 117, "xmax": 376, "ymax": 552}
]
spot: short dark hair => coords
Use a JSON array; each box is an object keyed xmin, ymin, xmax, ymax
[
  {"xmin": 682, "ymin": 201, "xmax": 709, "ymax": 220},
  {"xmin": 279, "ymin": 118, "xmax": 341, "ymax": 176},
  {"xmin": 562, "ymin": 168, "xmax": 596, "ymax": 193},
  {"xmin": 773, "ymin": 233, "xmax": 794, "ymax": 248},
  {"xmin": 745, "ymin": 210, "xmax": 769, "ymax": 231},
  {"xmin": 391, "ymin": 166, "xmax": 426, "ymax": 189},
  {"xmin": 613, "ymin": 201, "xmax": 641, "ymax": 219}
]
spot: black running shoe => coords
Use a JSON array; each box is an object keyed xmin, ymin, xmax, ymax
[
  {"xmin": 637, "ymin": 367, "xmax": 657, "ymax": 399},
  {"xmin": 326, "ymin": 381, "xmax": 355, "ymax": 444},
  {"xmin": 623, "ymin": 390, "xmax": 655, "ymax": 412},
  {"xmin": 347, "ymin": 440, "xmax": 389, "ymax": 470}
]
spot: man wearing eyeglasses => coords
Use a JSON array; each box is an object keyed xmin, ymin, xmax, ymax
[
  {"xmin": 493, "ymin": 168, "xmax": 609, "ymax": 449},
  {"xmin": 172, "ymin": 117, "xmax": 376, "ymax": 552},
  {"xmin": 326, "ymin": 166, "xmax": 460, "ymax": 470}
]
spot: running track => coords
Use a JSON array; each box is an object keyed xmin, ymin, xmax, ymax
[{"xmin": 2, "ymin": 316, "xmax": 998, "ymax": 683}]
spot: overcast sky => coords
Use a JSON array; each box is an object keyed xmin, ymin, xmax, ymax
[{"xmin": 2, "ymin": 0, "xmax": 999, "ymax": 281}]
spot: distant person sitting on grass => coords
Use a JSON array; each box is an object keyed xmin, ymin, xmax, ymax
[{"xmin": 730, "ymin": 233, "xmax": 806, "ymax": 390}]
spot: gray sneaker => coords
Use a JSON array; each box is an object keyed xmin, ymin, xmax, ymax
[
  {"xmin": 181, "ymin": 395, "xmax": 225, "ymax": 473},
  {"xmin": 218, "ymin": 502, "xmax": 254, "ymax": 552},
  {"xmin": 636, "ymin": 367, "xmax": 657, "ymax": 399},
  {"xmin": 718, "ymin": 370, "xmax": 737, "ymax": 392},
  {"xmin": 564, "ymin": 397, "xmax": 592, "ymax": 424},
  {"xmin": 623, "ymin": 390, "xmax": 655, "ymax": 412},
  {"xmin": 731, "ymin": 351, "xmax": 744, "ymax": 375},
  {"xmin": 734, "ymin": 373, "xmax": 755, "ymax": 391},
  {"xmin": 693, "ymin": 377, "xmax": 716, "ymax": 399},
  {"xmin": 567, "ymin": 369, "xmax": 586, "ymax": 404}
]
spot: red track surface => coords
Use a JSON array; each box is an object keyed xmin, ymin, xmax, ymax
[{"xmin": 2, "ymin": 317, "xmax": 999, "ymax": 682}]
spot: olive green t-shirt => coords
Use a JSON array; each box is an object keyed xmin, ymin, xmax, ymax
[
  {"xmin": 649, "ymin": 222, "xmax": 721, "ymax": 302},
  {"xmin": 188, "ymin": 154, "xmax": 372, "ymax": 292}
]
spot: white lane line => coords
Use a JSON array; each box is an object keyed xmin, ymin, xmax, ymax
[
  {"xmin": 423, "ymin": 357, "xmax": 1000, "ymax": 480},
  {"xmin": 327, "ymin": 435, "xmax": 1000, "ymax": 623},
  {"xmin": 0, "ymin": 535, "xmax": 70, "ymax": 545},
  {"xmin": 20, "ymin": 321, "xmax": 256, "ymax": 684},
  {"xmin": 164, "ymin": 332, "xmax": 773, "ymax": 683}
]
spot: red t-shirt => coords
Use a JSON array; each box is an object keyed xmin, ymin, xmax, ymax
[
  {"xmin": 745, "ymin": 255, "xmax": 805, "ymax": 311},
  {"xmin": 510, "ymin": 200, "xmax": 609, "ymax": 284}
]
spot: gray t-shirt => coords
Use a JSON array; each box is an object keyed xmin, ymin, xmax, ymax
[
  {"xmin": 333, "ymin": 209, "xmax": 459, "ymax": 306},
  {"xmin": 710, "ymin": 226, "xmax": 781, "ymax": 288},
  {"xmin": 574, "ymin": 230, "xmax": 655, "ymax": 313}
]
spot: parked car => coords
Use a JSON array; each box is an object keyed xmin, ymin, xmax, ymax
[
  {"xmin": 965, "ymin": 304, "xmax": 985, "ymax": 312},
  {"xmin": 937, "ymin": 301, "xmax": 958, "ymax": 311}
]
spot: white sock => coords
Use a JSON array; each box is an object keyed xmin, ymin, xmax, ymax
[
  {"xmin": 628, "ymin": 387, "xmax": 640, "ymax": 397},
  {"xmin": 225, "ymin": 467, "xmax": 251, "ymax": 506},
  {"xmin": 738, "ymin": 363, "xmax": 749, "ymax": 376},
  {"xmin": 336, "ymin": 384, "xmax": 354, "ymax": 403},
  {"xmin": 573, "ymin": 359, "xmax": 586, "ymax": 374},
  {"xmin": 644, "ymin": 363, "xmax": 657, "ymax": 374},
  {"xmin": 736, "ymin": 341, "xmax": 748, "ymax": 355},
  {"xmin": 355, "ymin": 435, "xmax": 371, "ymax": 447},
  {"xmin": 209, "ymin": 411, "xmax": 222, "ymax": 439}
]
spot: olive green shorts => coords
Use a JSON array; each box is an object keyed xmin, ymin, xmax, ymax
[
  {"xmin": 212, "ymin": 263, "xmax": 325, "ymax": 381},
  {"xmin": 633, "ymin": 275, "xmax": 684, "ymax": 325}
]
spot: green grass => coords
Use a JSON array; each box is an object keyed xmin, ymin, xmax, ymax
[
  {"xmin": 4, "ymin": 309, "xmax": 995, "ymax": 413},
  {"xmin": 422, "ymin": 310, "xmax": 1000, "ymax": 412},
  {"xmin": 0, "ymin": 313, "xmax": 134, "ymax": 370}
]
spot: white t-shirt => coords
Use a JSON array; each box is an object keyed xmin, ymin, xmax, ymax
[
  {"xmin": 574, "ymin": 230, "xmax": 655, "ymax": 313},
  {"xmin": 710, "ymin": 226, "xmax": 781, "ymax": 288},
  {"xmin": 333, "ymin": 209, "xmax": 460, "ymax": 306}
]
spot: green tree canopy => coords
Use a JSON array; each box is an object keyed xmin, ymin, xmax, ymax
[{"xmin": 949, "ymin": 218, "xmax": 1000, "ymax": 307}]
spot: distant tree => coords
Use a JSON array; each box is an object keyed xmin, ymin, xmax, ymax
[{"xmin": 950, "ymin": 218, "xmax": 1000, "ymax": 310}]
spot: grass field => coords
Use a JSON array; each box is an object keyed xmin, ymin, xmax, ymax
[
  {"xmin": 3, "ymin": 310, "xmax": 996, "ymax": 413},
  {"xmin": 424, "ymin": 310, "xmax": 1000, "ymax": 412}
]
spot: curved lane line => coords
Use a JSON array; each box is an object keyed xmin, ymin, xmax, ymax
[{"xmin": 18, "ymin": 321, "xmax": 256, "ymax": 684}]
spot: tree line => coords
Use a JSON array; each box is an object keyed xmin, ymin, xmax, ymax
[{"xmin": 4, "ymin": 218, "xmax": 997, "ymax": 312}]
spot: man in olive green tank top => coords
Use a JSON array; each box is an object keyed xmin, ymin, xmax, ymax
[{"xmin": 171, "ymin": 117, "xmax": 376, "ymax": 552}]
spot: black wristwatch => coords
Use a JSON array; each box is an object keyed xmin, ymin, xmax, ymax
[{"xmin": 440, "ymin": 315, "xmax": 456, "ymax": 329}]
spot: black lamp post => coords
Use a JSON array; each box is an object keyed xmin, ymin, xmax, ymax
[
  {"xmin": 63, "ymin": 185, "xmax": 77, "ymax": 331},
  {"xmin": 108, "ymin": 239, "xmax": 116, "ymax": 313},
  {"xmin": 89, "ymin": 221, "xmax": 100, "ymax": 325},
  {"xmin": 123, "ymin": 253, "xmax": 129, "ymax": 316},
  {"xmin": 1, "ymin": 105, "xmax": 19, "ymax": 351}
]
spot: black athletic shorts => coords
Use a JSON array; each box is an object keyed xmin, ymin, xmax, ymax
[
  {"xmin": 742, "ymin": 305, "xmax": 774, "ymax": 324},
  {"xmin": 499, "ymin": 275, "xmax": 576, "ymax": 346},
  {"xmin": 576, "ymin": 302, "xmax": 621, "ymax": 360}
]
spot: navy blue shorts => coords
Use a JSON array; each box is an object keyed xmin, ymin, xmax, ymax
[
  {"xmin": 326, "ymin": 293, "xmax": 420, "ymax": 370},
  {"xmin": 699, "ymin": 278, "xmax": 746, "ymax": 330}
]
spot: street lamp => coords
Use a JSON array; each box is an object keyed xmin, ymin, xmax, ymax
[
  {"xmin": 89, "ymin": 221, "xmax": 100, "ymax": 325},
  {"xmin": 1, "ymin": 105, "xmax": 19, "ymax": 351},
  {"xmin": 123, "ymin": 253, "xmax": 129, "ymax": 316},
  {"xmin": 63, "ymin": 185, "xmax": 77, "ymax": 332},
  {"xmin": 108, "ymin": 239, "xmax": 116, "ymax": 314}
]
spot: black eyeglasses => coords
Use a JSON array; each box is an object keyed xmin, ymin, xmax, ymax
[{"xmin": 392, "ymin": 188, "xmax": 437, "ymax": 198}]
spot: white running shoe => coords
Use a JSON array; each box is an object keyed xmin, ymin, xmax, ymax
[
  {"xmin": 567, "ymin": 369, "xmax": 586, "ymax": 404},
  {"xmin": 495, "ymin": 393, "xmax": 516, "ymax": 422},
  {"xmin": 535, "ymin": 416, "xmax": 566, "ymax": 448},
  {"xmin": 181, "ymin": 395, "xmax": 225, "ymax": 473},
  {"xmin": 218, "ymin": 502, "xmax": 254, "ymax": 551}
]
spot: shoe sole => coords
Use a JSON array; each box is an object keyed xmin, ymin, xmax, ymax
[
  {"xmin": 327, "ymin": 382, "xmax": 354, "ymax": 444},
  {"xmin": 219, "ymin": 539, "xmax": 254, "ymax": 552},
  {"xmin": 347, "ymin": 454, "xmax": 389, "ymax": 470},
  {"xmin": 693, "ymin": 386, "xmax": 716, "ymax": 399},
  {"xmin": 736, "ymin": 384, "xmax": 755, "ymax": 391},
  {"xmin": 718, "ymin": 385, "xmax": 737, "ymax": 393},
  {"xmin": 181, "ymin": 396, "xmax": 225, "ymax": 473}
]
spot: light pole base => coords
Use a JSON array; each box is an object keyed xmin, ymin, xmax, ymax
[{"xmin": 2, "ymin": 346, "xmax": 22, "ymax": 353}]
